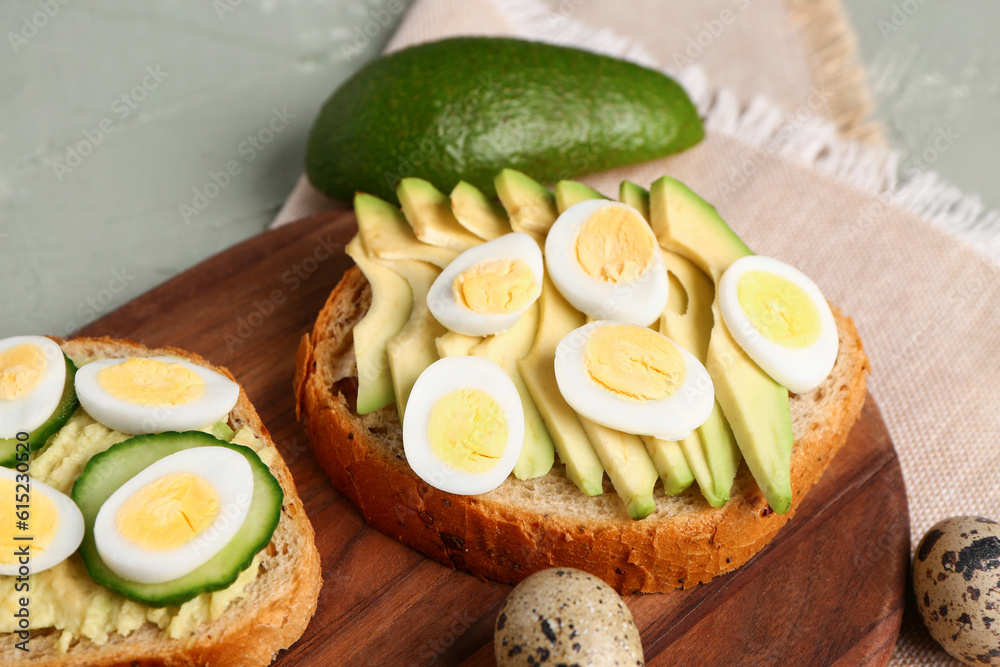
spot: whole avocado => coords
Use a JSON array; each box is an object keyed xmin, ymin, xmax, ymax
[{"xmin": 306, "ymin": 37, "xmax": 704, "ymax": 201}]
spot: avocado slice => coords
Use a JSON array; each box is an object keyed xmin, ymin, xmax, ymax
[
  {"xmin": 495, "ymin": 169, "xmax": 559, "ymax": 235},
  {"xmin": 345, "ymin": 235, "xmax": 414, "ymax": 414},
  {"xmin": 650, "ymin": 176, "xmax": 793, "ymax": 514},
  {"xmin": 641, "ymin": 435, "xmax": 694, "ymax": 496},
  {"xmin": 449, "ymin": 181, "xmax": 512, "ymax": 241},
  {"xmin": 542, "ymin": 181, "xmax": 673, "ymax": 508},
  {"xmin": 580, "ymin": 418, "xmax": 658, "ymax": 520},
  {"xmin": 470, "ymin": 304, "xmax": 555, "ymax": 480},
  {"xmin": 518, "ymin": 274, "xmax": 605, "ymax": 496},
  {"xmin": 306, "ymin": 37, "xmax": 703, "ymax": 201},
  {"xmin": 554, "ymin": 180, "xmax": 607, "ymax": 212},
  {"xmin": 619, "ymin": 180, "xmax": 650, "ymax": 221},
  {"xmin": 382, "ymin": 259, "xmax": 446, "ymax": 422},
  {"xmin": 616, "ymin": 182, "xmax": 730, "ymax": 503},
  {"xmin": 660, "ymin": 251, "xmax": 742, "ymax": 507},
  {"xmin": 354, "ymin": 193, "xmax": 457, "ymax": 269},
  {"xmin": 397, "ymin": 177, "xmax": 482, "ymax": 251},
  {"xmin": 434, "ymin": 330, "xmax": 481, "ymax": 358}
]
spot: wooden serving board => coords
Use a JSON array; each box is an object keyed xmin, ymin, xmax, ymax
[{"xmin": 78, "ymin": 211, "xmax": 910, "ymax": 666}]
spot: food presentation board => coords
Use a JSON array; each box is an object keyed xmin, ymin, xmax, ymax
[{"xmin": 78, "ymin": 211, "xmax": 911, "ymax": 666}]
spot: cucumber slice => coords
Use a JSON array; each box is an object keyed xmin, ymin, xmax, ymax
[
  {"xmin": 71, "ymin": 431, "xmax": 283, "ymax": 607},
  {"xmin": 0, "ymin": 354, "xmax": 79, "ymax": 467}
]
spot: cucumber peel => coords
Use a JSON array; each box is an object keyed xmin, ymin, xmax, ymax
[
  {"xmin": 0, "ymin": 354, "xmax": 79, "ymax": 467},
  {"xmin": 71, "ymin": 431, "xmax": 282, "ymax": 607}
]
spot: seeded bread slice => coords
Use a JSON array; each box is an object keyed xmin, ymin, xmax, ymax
[
  {"xmin": 0, "ymin": 337, "xmax": 321, "ymax": 667},
  {"xmin": 296, "ymin": 267, "xmax": 869, "ymax": 593}
]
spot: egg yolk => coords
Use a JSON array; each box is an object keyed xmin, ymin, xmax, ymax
[
  {"xmin": 97, "ymin": 358, "xmax": 205, "ymax": 406},
  {"xmin": 737, "ymin": 271, "xmax": 821, "ymax": 348},
  {"xmin": 453, "ymin": 258, "xmax": 536, "ymax": 314},
  {"xmin": 584, "ymin": 325, "xmax": 685, "ymax": 401},
  {"xmin": 427, "ymin": 388, "xmax": 507, "ymax": 474},
  {"xmin": 0, "ymin": 479, "xmax": 59, "ymax": 564},
  {"xmin": 0, "ymin": 344, "xmax": 48, "ymax": 401},
  {"xmin": 116, "ymin": 472, "xmax": 220, "ymax": 551},
  {"xmin": 575, "ymin": 207, "xmax": 656, "ymax": 283}
]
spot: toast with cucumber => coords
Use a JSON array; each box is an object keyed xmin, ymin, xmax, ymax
[
  {"xmin": 295, "ymin": 171, "xmax": 869, "ymax": 593},
  {"xmin": 0, "ymin": 336, "xmax": 321, "ymax": 666}
]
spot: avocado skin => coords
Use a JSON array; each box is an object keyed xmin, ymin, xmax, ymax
[{"xmin": 306, "ymin": 37, "xmax": 705, "ymax": 201}]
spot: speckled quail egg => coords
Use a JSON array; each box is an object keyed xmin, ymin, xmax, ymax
[
  {"xmin": 494, "ymin": 567, "xmax": 644, "ymax": 666},
  {"xmin": 913, "ymin": 516, "xmax": 1000, "ymax": 665}
]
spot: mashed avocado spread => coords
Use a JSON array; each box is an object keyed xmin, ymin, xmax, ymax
[{"xmin": 0, "ymin": 410, "xmax": 272, "ymax": 652}]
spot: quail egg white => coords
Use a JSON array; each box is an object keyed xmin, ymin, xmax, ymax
[
  {"xmin": 402, "ymin": 356, "xmax": 524, "ymax": 495},
  {"xmin": 0, "ymin": 467, "xmax": 84, "ymax": 575},
  {"xmin": 717, "ymin": 255, "xmax": 838, "ymax": 394},
  {"xmin": 93, "ymin": 446, "xmax": 254, "ymax": 584},
  {"xmin": 0, "ymin": 336, "xmax": 68, "ymax": 439},
  {"xmin": 544, "ymin": 199, "xmax": 668, "ymax": 326},
  {"xmin": 426, "ymin": 232, "xmax": 543, "ymax": 336},
  {"xmin": 554, "ymin": 320, "xmax": 714, "ymax": 441},
  {"xmin": 75, "ymin": 357, "xmax": 240, "ymax": 434}
]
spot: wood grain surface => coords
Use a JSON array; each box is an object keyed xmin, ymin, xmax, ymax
[{"xmin": 78, "ymin": 211, "xmax": 911, "ymax": 666}]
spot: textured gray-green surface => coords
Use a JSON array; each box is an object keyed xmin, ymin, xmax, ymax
[
  {"xmin": 1, "ymin": 0, "xmax": 998, "ymax": 338},
  {"xmin": 1, "ymin": 0, "xmax": 412, "ymax": 337},
  {"xmin": 842, "ymin": 0, "xmax": 1000, "ymax": 213}
]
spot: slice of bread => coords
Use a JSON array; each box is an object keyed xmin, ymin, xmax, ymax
[
  {"xmin": 1, "ymin": 336, "xmax": 321, "ymax": 666},
  {"xmin": 297, "ymin": 267, "xmax": 869, "ymax": 593}
]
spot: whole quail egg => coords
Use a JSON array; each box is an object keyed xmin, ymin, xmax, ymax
[
  {"xmin": 494, "ymin": 567, "xmax": 644, "ymax": 666},
  {"xmin": 913, "ymin": 516, "xmax": 1000, "ymax": 665}
]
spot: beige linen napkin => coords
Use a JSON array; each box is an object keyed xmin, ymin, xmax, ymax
[{"xmin": 273, "ymin": 1, "xmax": 999, "ymax": 663}]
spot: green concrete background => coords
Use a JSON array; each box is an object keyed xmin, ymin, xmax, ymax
[{"xmin": 2, "ymin": 0, "xmax": 997, "ymax": 338}]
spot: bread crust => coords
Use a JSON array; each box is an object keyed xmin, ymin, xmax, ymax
[
  {"xmin": 298, "ymin": 267, "xmax": 869, "ymax": 593},
  {"xmin": 1, "ymin": 337, "xmax": 322, "ymax": 666}
]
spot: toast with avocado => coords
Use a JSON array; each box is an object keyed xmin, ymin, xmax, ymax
[
  {"xmin": 0, "ymin": 336, "xmax": 321, "ymax": 666},
  {"xmin": 295, "ymin": 172, "xmax": 869, "ymax": 592}
]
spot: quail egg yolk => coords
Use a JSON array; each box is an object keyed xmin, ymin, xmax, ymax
[
  {"xmin": 427, "ymin": 388, "xmax": 507, "ymax": 473},
  {"xmin": 0, "ymin": 478, "xmax": 58, "ymax": 564},
  {"xmin": 737, "ymin": 271, "xmax": 821, "ymax": 348},
  {"xmin": 0, "ymin": 343, "xmax": 47, "ymax": 401},
  {"xmin": 116, "ymin": 472, "xmax": 220, "ymax": 551},
  {"xmin": 575, "ymin": 206, "xmax": 656, "ymax": 283},
  {"xmin": 97, "ymin": 358, "xmax": 206, "ymax": 406},
  {"xmin": 453, "ymin": 258, "xmax": 536, "ymax": 314},
  {"xmin": 584, "ymin": 325, "xmax": 685, "ymax": 401}
]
